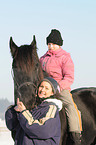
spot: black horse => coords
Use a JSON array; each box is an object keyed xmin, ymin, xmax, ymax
[{"xmin": 10, "ymin": 36, "xmax": 96, "ymax": 145}]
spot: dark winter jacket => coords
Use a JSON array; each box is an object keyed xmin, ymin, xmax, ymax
[{"xmin": 5, "ymin": 99, "xmax": 61, "ymax": 145}]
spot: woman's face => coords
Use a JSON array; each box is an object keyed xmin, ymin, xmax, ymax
[
  {"xmin": 48, "ymin": 43, "xmax": 60, "ymax": 51},
  {"xmin": 38, "ymin": 81, "xmax": 54, "ymax": 98}
]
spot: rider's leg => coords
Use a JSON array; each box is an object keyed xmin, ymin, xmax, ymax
[{"xmin": 60, "ymin": 89, "xmax": 82, "ymax": 145}]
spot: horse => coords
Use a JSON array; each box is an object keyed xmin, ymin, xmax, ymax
[{"xmin": 10, "ymin": 36, "xmax": 96, "ymax": 145}]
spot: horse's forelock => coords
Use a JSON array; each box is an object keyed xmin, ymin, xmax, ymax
[{"xmin": 13, "ymin": 44, "xmax": 37, "ymax": 74}]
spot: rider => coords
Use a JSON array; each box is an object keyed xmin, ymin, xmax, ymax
[
  {"xmin": 40, "ymin": 29, "xmax": 82, "ymax": 145},
  {"xmin": 5, "ymin": 77, "xmax": 62, "ymax": 145}
]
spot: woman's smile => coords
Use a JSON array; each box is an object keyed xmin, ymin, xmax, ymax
[{"xmin": 38, "ymin": 81, "xmax": 54, "ymax": 98}]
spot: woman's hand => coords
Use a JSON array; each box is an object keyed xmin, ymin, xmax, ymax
[{"xmin": 14, "ymin": 98, "xmax": 26, "ymax": 112}]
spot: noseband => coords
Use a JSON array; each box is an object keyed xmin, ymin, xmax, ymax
[
  {"xmin": 11, "ymin": 69, "xmax": 37, "ymax": 98},
  {"xmin": 17, "ymin": 82, "xmax": 37, "ymax": 97}
]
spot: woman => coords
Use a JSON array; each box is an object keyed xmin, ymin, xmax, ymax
[
  {"xmin": 5, "ymin": 77, "xmax": 62, "ymax": 145},
  {"xmin": 40, "ymin": 29, "xmax": 82, "ymax": 145}
]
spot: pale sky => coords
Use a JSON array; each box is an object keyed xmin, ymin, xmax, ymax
[{"xmin": 0, "ymin": 0, "xmax": 96, "ymax": 102}]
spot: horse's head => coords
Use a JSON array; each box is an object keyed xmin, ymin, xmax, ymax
[{"xmin": 10, "ymin": 36, "xmax": 44, "ymax": 110}]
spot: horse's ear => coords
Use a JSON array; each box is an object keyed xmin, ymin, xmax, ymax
[
  {"xmin": 31, "ymin": 35, "xmax": 37, "ymax": 47},
  {"xmin": 10, "ymin": 37, "xmax": 18, "ymax": 58}
]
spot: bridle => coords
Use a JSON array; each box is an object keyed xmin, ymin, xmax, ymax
[{"xmin": 11, "ymin": 69, "xmax": 37, "ymax": 98}]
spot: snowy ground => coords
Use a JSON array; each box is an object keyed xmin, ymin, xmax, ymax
[{"xmin": 0, "ymin": 119, "xmax": 14, "ymax": 145}]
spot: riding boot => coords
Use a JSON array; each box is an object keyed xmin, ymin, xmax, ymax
[{"xmin": 66, "ymin": 132, "xmax": 81, "ymax": 145}]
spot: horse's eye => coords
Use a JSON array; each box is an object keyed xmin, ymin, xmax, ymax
[{"xmin": 12, "ymin": 60, "xmax": 17, "ymax": 68}]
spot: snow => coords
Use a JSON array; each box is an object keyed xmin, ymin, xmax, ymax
[{"xmin": 0, "ymin": 119, "xmax": 14, "ymax": 145}]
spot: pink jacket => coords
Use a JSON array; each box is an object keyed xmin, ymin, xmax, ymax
[{"xmin": 40, "ymin": 48, "xmax": 74, "ymax": 91}]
